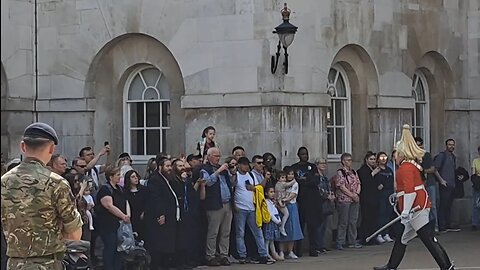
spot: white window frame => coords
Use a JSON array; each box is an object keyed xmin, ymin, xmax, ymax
[
  {"xmin": 326, "ymin": 65, "xmax": 352, "ymax": 161},
  {"xmin": 411, "ymin": 71, "xmax": 430, "ymax": 150},
  {"xmin": 123, "ymin": 65, "xmax": 170, "ymax": 163}
]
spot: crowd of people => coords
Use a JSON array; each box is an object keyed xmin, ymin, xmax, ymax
[{"xmin": 1, "ymin": 125, "xmax": 479, "ymax": 270}]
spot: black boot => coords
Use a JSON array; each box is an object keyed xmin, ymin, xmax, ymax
[{"xmin": 417, "ymin": 225, "xmax": 454, "ymax": 270}]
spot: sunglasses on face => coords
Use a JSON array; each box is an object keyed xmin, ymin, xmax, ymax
[{"xmin": 256, "ymin": 162, "xmax": 264, "ymax": 165}]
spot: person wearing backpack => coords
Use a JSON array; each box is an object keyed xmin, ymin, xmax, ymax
[
  {"xmin": 471, "ymin": 146, "xmax": 480, "ymax": 231},
  {"xmin": 433, "ymin": 139, "xmax": 460, "ymax": 233},
  {"xmin": 233, "ymin": 157, "xmax": 273, "ymax": 265}
]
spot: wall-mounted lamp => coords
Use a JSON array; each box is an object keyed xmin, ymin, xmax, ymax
[{"xmin": 271, "ymin": 3, "xmax": 298, "ymax": 74}]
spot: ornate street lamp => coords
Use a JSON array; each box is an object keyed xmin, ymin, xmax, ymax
[{"xmin": 271, "ymin": 3, "xmax": 298, "ymax": 74}]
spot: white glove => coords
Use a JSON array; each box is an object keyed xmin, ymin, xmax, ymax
[
  {"xmin": 388, "ymin": 193, "xmax": 398, "ymax": 206},
  {"xmin": 400, "ymin": 210, "xmax": 413, "ymax": 224}
]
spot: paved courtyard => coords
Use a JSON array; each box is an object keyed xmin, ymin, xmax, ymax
[{"xmin": 207, "ymin": 229, "xmax": 479, "ymax": 270}]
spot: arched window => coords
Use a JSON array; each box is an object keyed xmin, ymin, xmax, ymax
[
  {"xmin": 326, "ymin": 66, "xmax": 352, "ymax": 160},
  {"xmin": 124, "ymin": 66, "xmax": 170, "ymax": 159},
  {"xmin": 411, "ymin": 71, "xmax": 430, "ymax": 148}
]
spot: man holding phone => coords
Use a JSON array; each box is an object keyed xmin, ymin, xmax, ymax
[{"xmin": 79, "ymin": 142, "xmax": 111, "ymax": 190}]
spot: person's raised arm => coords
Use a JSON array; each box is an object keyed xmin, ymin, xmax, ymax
[
  {"xmin": 203, "ymin": 164, "xmax": 229, "ymax": 186},
  {"xmin": 85, "ymin": 145, "xmax": 110, "ymax": 172}
]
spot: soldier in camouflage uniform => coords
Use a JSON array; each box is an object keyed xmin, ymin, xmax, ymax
[{"xmin": 1, "ymin": 122, "xmax": 83, "ymax": 270}]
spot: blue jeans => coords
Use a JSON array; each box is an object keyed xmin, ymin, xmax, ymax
[
  {"xmin": 426, "ymin": 185, "xmax": 439, "ymax": 229},
  {"xmin": 235, "ymin": 209, "xmax": 268, "ymax": 258},
  {"xmin": 100, "ymin": 231, "xmax": 123, "ymax": 270},
  {"xmin": 473, "ymin": 190, "xmax": 480, "ymax": 226}
]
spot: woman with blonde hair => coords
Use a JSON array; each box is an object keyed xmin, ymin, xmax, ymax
[{"xmin": 374, "ymin": 125, "xmax": 454, "ymax": 270}]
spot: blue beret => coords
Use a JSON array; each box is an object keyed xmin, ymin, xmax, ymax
[{"xmin": 23, "ymin": 122, "xmax": 59, "ymax": 145}]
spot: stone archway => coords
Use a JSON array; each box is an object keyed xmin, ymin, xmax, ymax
[
  {"xmin": 330, "ymin": 44, "xmax": 379, "ymax": 161},
  {"xmin": 416, "ymin": 51, "xmax": 452, "ymax": 152},
  {"xmin": 84, "ymin": 33, "xmax": 185, "ymax": 159}
]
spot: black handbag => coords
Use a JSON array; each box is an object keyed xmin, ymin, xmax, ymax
[{"xmin": 322, "ymin": 200, "xmax": 335, "ymax": 216}]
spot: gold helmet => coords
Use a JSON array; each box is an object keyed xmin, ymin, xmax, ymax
[{"xmin": 395, "ymin": 124, "xmax": 425, "ymax": 161}]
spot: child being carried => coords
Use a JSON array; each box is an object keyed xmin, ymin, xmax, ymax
[
  {"xmin": 274, "ymin": 171, "xmax": 296, "ymax": 236},
  {"xmin": 83, "ymin": 186, "xmax": 95, "ymax": 231}
]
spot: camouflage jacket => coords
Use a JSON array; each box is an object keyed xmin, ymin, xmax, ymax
[{"xmin": 1, "ymin": 159, "xmax": 83, "ymax": 257}]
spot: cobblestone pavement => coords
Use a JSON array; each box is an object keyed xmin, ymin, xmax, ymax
[{"xmin": 199, "ymin": 228, "xmax": 479, "ymax": 270}]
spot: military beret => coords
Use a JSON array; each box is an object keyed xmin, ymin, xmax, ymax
[{"xmin": 23, "ymin": 122, "xmax": 59, "ymax": 145}]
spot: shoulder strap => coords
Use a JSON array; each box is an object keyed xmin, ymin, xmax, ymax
[{"xmin": 248, "ymin": 171, "xmax": 256, "ymax": 185}]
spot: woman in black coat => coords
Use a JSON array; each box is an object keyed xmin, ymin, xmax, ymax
[
  {"xmin": 124, "ymin": 170, "xmax": 147, "ymax": 241},
  {"xmin": 144, "ymin": 158, "xmax": 179, "ymax": 270},
  {"xmin": 358, "ymin": 151, "xmax": 380, "ymax": 245}
]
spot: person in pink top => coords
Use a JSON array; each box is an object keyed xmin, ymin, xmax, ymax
[{"xmin": 334, "ymin": 153, "xmax": 362, "ymax": 250}]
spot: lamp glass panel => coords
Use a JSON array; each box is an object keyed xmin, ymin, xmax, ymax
[{"xmin": 281, "ymin": 33, "xmax": 295, "ymax": 48}]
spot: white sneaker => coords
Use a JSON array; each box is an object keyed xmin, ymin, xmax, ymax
[
  {"xmin": 376, "ymin": 235, "xmax": 386, "ymax": 244},
  {"xmin": 285, "ymin": 252, "xmax": 298, "ymax": 260},
  {"xmin": 383, "ymin": 234, "xmax": 394, "ymax": 242}
]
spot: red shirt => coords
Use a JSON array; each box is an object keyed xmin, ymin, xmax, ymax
[{"xmin": 396, "ymin": 162, "xmax": 431, "ymax": 211}]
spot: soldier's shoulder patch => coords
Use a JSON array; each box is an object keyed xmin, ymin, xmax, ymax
[{"xmin": 49, "ymin": 171, "xmax": 63, "ymax": 181}]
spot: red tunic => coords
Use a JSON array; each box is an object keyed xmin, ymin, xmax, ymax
[{"xmin": 396, "ymin": 162, "xmax": 431, "ymax": 212}]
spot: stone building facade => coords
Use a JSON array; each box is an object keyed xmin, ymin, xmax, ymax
[{"xmin": 1, "ymin": 0, "xmax": 479, "ymax": 214}]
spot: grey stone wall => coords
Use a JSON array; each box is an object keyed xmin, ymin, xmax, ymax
[
  {"xmin": 185, "ymin": 106, "xmax": 328, "ymax": 169},
  {"xmin": 0, "ymin": 0, "xmax": 478, "ymax": 180}
]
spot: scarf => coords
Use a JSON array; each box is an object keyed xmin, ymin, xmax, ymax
[{"xmin": 160, "ymin": 173, "xmax": 180, "ymax": 221}]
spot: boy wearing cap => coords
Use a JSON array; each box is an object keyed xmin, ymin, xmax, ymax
[{"xmin": 1, "ymin": 122, "xmax": 83, "ymax": 270}]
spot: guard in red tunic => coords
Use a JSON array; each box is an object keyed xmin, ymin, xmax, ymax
[{"xmin": 374, "ymin": 125, "xmax": 454, "ymax": 270}]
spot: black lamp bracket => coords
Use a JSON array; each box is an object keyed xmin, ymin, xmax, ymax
[{"xmin": 271, "ymin": 41, "xmax": 289, "ymax": 74}]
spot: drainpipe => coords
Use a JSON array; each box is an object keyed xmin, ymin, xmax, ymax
[{"xmin": 33, "ymin": 0, "xmax": 39, "ymax": 122}]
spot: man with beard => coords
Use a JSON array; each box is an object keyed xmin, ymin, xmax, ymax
[
  {"xmin": 291, "ymin": 147, "xmax": 316, "ymax": 257},
  {"xmin": 144, "ymin": 157, "xmax": 180, "ymax": 270},
  {"xmin": 172, "ymin": 159, "xmax": 206, "ymax": 269}
]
